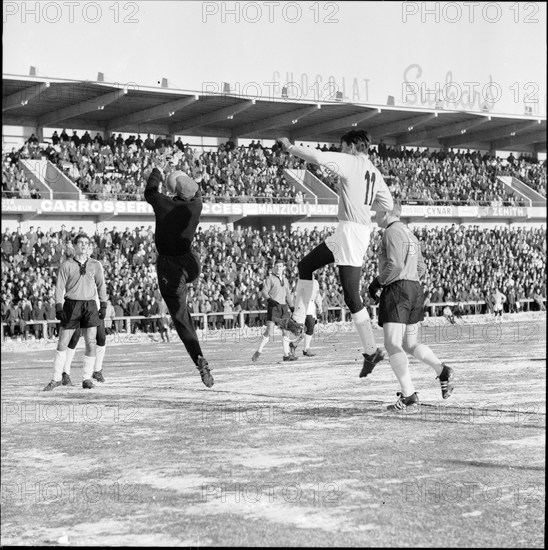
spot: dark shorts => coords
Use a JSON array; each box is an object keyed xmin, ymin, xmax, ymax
[
  {"xmin": 304, "ymin": 315, "xmax": 316, "ymax": 336},
  {"xmin": 267, "ymin": 303, "xmax": 290, "ymax": 323},
  {"xmin": 157, "ymin": 251, "xmax": 201, "ymax": 296},
  {"xmin": 63, "ymin": 299, "xmax": 100, "ymax": 330},
  {"xmin": 378, "ymin": 280, "xmax": 425, "ymax": 327},
  {"xmin": 69, "ymin": 319, "xmax": 106, "ymax": 347}
]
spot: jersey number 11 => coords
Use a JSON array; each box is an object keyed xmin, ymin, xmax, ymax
[{"xmin": 364, "ymin": 171, "xmax": 376, "ymax": 206}]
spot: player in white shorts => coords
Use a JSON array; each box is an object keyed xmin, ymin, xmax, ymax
[
  {"xmin": 277, "ymin": 130, "xmax": 393, "ymax": 374},
  {"xmin": 289, "ymin": 277, "xmax": 322, "ymax": 357}
]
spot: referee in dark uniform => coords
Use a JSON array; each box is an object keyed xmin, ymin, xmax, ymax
[
  {"xmin": 367, "ymin": 201, "xmax": 454, "ymax": 411},
  {"xmin": 144, "ymin": 161, "xmax": 213, "ymax": 388}
]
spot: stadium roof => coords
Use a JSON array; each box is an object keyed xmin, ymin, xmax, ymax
[{"xmin": 3, "ymin": 73, "xmax": 546, "ymax": 153}]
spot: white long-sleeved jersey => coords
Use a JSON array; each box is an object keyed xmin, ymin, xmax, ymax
[{"xmin": 288, "ymin": 146, "xmax": 394, "ymax": 225}]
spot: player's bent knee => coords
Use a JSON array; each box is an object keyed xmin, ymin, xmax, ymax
[
  {"xmin": 387, "ymin": 345, "xmax": 405, "ymax": 357},
  {"xmin": 85, "ymin": 342, "xmax": 97, "ymax": 355},
  {"xmin": 402, "ymin": 342, "xmax": 417, "ymax": 355},
  {"xmin": 343, "ymin": 294, "xmax": 363, "ymax": 314}
]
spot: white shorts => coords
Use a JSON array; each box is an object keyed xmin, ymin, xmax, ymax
[{"xmin": 325, "ymin": 220, "xmax": 371, "ymax": 267}]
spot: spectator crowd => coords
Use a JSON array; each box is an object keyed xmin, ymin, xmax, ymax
[
  {"xmin": 1, "ymin": 223, "xmax": 545, "ymax": 340},
  {"xmin": 2, "ymin": 130, "xmax": 546, "ymax": 205}
]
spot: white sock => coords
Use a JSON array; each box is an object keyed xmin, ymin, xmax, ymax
[
  {"xmin": 293, "ymin": 280, "xmax": 314, "ymax": 324},
  {"xmin": 94, "ymin": 345, "xmax": 106, "ymax": 372},
  {"xmin": 351, "ymin": 308, "xmax": 377, "ymax": 355},
  {"xmin": 257, "ymin": 335, "xmax": 269, "ymax": 354},
  {"xmin": 389, "ymin": 351, "xmax": 415, "ymax": 397},
  {"xmin": 412, "ymin": 344, "xmax": 443, "ymax": 376},
  {"xmin": 82, "ymin": 355, "xmax": 95, "ymax": 381},
  {"xmin": 282, "ymin": 335, "xmax": 290, "ymax": 355},
  {"xmin": 52, "ymin": 350, "xmax": 66, "ymax": 382},
  {"xmin": 304, "ymin": 334, "xmax": 313, "ymax": 350},
  {"xmin": 63, "ymin": 347, "xmax": 76, "ymax": 374},
  {"xmin": 292, "ymin": 334, "xmax": 304, "ymax": 349}
]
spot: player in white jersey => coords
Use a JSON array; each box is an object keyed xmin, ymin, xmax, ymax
[
  {"xmin": 491, "ymin": 288, "xmax": 506, "ymax": 322},
  {"xmin": 277, "ymin": 130, "xmax": 393, "ymax": 374},
  {"xmin": 289, "ymin": 277, "xmax": 322, "ymax": 357}
]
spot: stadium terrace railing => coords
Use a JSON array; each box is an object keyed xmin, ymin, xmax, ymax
[
  {"xmin": 0, "ymin": 191, "xmax": 535, "ymax": 207},
  {"xmin": 70, "ymin": 193, "xmax": 333, "ymax": 204},
  {"xmin": 2, "ymin": 299, "xmax": 545, "ymax": 341}
]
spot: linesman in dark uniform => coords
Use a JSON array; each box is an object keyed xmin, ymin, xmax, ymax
[
  {"xmin": 367, "ymin": 201, "xmax": 455, "ymax": 411},
  {"xmin": 144, "ymin": 159, "xmax": 213, "ymax": 387},
  {"xmin": 43, "ymin": 233, "xmax": 107, "ymax": 391}
]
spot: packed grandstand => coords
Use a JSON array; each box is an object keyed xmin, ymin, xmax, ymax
[
  {"xmin": 2, "ymin": 138, "xmax": 546, "ymax": 340},
  {"xmin": 3, "ymin": 131, "xmax": 546, "ymax": 204},
  {"xmin": 2, "ymin": 77, "xmax": 546, "ymax": 341}
]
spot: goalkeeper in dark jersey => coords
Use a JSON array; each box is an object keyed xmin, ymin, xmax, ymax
[
  {"xmin": 144, "ymin": 158, "xmax": 213, "ymax": 388},
  {"xmin": 43, "ymin": 233, "xmax": 108, "ymax": 391}
]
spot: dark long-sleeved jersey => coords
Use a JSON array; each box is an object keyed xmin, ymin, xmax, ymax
[{"xmin": 144, "ymin": 168, "xmax": 202, "ymax": 256}]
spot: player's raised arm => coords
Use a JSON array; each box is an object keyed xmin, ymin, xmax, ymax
[
  {"xmin": 144, "ymin": 156, "xmax": 172, "ymax": 202},
  {"xmin": 277, "ymin": 137, "xmax": 352, "ymax": 177},
  {"xmin": 144, "ymin": 167, "xmax": 164, "ymax": 203}
]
